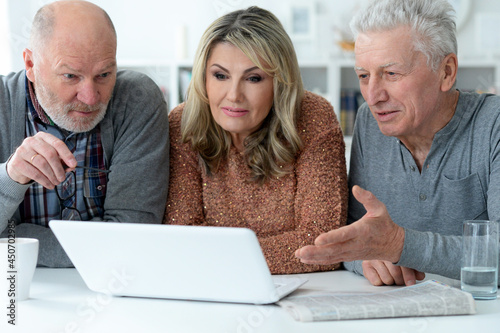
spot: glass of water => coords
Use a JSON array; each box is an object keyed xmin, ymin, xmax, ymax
[{"xmin": 461, "ymin": 220, "xmax": 499, "ymax": 300}]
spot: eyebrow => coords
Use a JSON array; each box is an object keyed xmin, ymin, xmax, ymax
[
  {"xmin": 210, "ymin": 63, "xmax": 260, "ymax": 74},
  {"xmin": 59, "ymin": 64, "xmax": 79, "ymax": 72},
  {"xmin": 60, "ymin": 61, "xmax": 117, "ymax": 74},
  {"xmin": 355, "ymin": 62, "xmax": 398, "ymax": 71}
]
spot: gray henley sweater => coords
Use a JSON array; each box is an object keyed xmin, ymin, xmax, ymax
[{"xmin": 344, "ymin": 91, "xmax": 500, "ymax": 286}]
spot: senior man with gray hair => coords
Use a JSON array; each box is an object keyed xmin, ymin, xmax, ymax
[
  {"xmin": 296, "ymin": 0, "xmax": 500, "ymax": 286},
  {"xmin": 0, "ymin": 1, "xmax": 169, "ymax": 267}
]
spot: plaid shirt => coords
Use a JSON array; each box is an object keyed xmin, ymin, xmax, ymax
[{"xmin": 21, "ymin": 77, "xmax": 108, "ymax": 226}]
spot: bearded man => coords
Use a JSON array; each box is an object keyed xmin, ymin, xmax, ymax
[{"xmin": 0, "ymin": 1, "xmax": 169, "ymax": 267}]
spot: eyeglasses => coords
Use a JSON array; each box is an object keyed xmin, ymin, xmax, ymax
[
  {"xmin": 55, "ymin": 166, "xmax": 111, "ymax": 220},
  {"xmin": 74, "ymin": 165, "xmax": 112, "ymax": 174},
  {"xmin": 56, "ymin": 171, "xmax": 81, "ymax": 220}
]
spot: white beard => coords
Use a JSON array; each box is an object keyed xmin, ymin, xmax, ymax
[{"xmin": 34, "ymin": 76, "xmax": 109, "ymax": 133}]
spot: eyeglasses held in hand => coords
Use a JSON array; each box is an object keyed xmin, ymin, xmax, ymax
[
  {"xmin": 74, "ymin": 165, "xmax": 111, "ymax": 173},
  {"xmin": 55, "ymin": 171, "xmax": 82, "ymax": 221},
  {"xmin": 55, "ymin": 166, "xmax": 110, "ymax": 220}
]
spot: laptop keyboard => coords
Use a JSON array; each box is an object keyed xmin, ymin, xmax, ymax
[{"xmin": 272, "ymin": 276, "xmax": 308, "ymax": 299}]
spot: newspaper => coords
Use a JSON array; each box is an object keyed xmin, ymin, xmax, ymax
[{"xmin": 278, "ymin": 280, "xmax": 476, "ymax": 322}]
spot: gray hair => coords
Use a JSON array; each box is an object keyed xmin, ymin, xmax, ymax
[{"xmin": 350, "ymin": 0, "xmax": 457, "ymax": 71}]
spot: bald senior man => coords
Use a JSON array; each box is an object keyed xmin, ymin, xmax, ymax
[{"xmin": 0, "ymin": 1, "xmax": 169, "ymax": 267}]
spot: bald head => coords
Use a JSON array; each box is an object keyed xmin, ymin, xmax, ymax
[
  {"xmin": 29, "ymin": 1, "xmax": 117, "ymax": 56},
  {"xmin": 23, "ymin": 0, "xmax": 118, "ymax": 133}
]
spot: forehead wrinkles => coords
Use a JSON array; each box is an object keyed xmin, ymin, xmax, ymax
[
  {"xmin": 45, "ymin": 36, "xmax": 116, "ymax": 73},
  {"xmin": 355, "ymin": 43, "xmax": 421, "ymax": 75}
]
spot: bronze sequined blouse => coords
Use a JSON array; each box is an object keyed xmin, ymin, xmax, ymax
[{"xmin": 165, "ymin": 91, "xmax": 348, "ymax": 274}]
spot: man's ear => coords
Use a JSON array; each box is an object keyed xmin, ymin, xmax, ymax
[
  {"xmin": 440, "ymin": 53, "xmax": 458, "ymax": 92},
  {"xmin": 23, "ymin": 48, "xmax": 36, "ymax": 83}
]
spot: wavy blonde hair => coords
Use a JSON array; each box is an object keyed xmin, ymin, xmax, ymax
[{"xmin": 181, "ymin": 6, "xmax": 304, "ymax": 183}]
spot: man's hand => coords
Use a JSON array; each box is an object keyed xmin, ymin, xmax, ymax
[
  {"xmin": 6, "ymin": 132, "xmax": 77, "ymax": 189},
  {"xmin": 362, "ymin": 260, "xmax": 425, "ymax": 286},
  {"xmin": 295, "ymin": 185, "xmax": 405, "ymax": 265}
]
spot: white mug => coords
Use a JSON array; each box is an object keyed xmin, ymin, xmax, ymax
[{"xmin": 0, "ymin": 238, "xmax": 39, "ymax": 301}]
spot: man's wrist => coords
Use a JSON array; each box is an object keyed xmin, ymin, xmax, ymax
[{"xmin": 388, "ymin": 225, "xmax": 405, "ymax": 264}]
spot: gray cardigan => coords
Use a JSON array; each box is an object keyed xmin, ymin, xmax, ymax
[
  {"xmin": 0, "ymin": 70, "xmax": 170, "ymax": 267},
  {"xmin": 344, "ymin": 91, "xmax": 500, "ymax": 285}
]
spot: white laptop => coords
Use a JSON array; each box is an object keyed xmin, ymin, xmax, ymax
[{"xmin": 49, "ymin": 220, "xmax": 307, "ymax": 304}]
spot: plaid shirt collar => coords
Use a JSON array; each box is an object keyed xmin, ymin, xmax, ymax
[
  {"xmin": 22, "ymin": 75, "xmax": 108, "ymax": 226},
  {"xmin": 26, "ymin": 76, "xmax": 53, "ymax": 126}
]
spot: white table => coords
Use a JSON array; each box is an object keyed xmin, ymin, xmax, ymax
[{"xmin": 2, "ymin": 268, "xmax": 499, "ymax": 333}]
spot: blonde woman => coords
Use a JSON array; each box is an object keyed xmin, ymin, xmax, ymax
[{"xmin": 165, "ymin": 6, "xmax": 347, "ymax": 274}]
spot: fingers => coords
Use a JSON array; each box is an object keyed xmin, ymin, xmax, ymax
[
  {"xmin": 362, "ymin": 260, "xmax": 404, "ymax": 286},
  {"xmin": 415, "ymin": 270, "xmax": 426, "ymax": 281},
  {"xmin": 38, "ymin": 132, "xmax": 77, "ymax": 169},
  {"xmin": 362, "ymin": 261, "xmax": 385, "ymax": 286},
  {"xmin": 295, "ymin": 244, "xmax": 343, "ymax": 265},
  {"xmin": 401, "ymin": 266, "xmax": 419, "ymax": 286},
  {"xmin": 6, "ymin": 132, "xmax": 76, "ymax": 189},
  {"xmin": 295, "ymin": 224, "xmax": 364, "ymax": 265},
  {"xmin": 310, "ymin": 187, "xmax": 380, "ymax": 248},
  {"xmin": 362, "ymin": 260, "xmax": 426, "ymax": 286},
  {"xmin": 315, "ymin": 224, "xmax": 355, "ymax": 246},
  {"xmin": 297, "ymin": 186, "xmax": 404, "ymax": 265},
  {"xmin": 352, "ymin": 185, "xmax": 387, "ymax": 218},
  {"xmin": 400, "ymin": 266, "xmax": 425, "ymax": 285}
]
